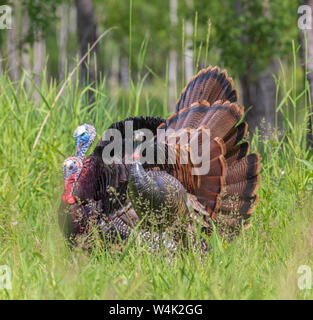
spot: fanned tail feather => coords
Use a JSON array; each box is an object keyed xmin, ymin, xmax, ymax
[
  {"xmin": 156, "ymin": 98, "xmax": 260, "ymax": 220},
  {"xmin": 175, "ymin": 66, "xmax": 238, "ymax": 113},
  {"xmin": 152, "ymin": 66, "xmax": 261, "ymax": 223},
  {"xmin": 221, "ymin": 154, "xmax": 261, "ymax": 218}
]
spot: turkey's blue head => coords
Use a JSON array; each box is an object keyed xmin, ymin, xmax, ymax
[
  {"xmin": 62, "ymin": 156, "xmax": 83, "ymax": 205},
  {"xmin": 73, "ymin": 124, "xmax": 96, "ymax": 158}
]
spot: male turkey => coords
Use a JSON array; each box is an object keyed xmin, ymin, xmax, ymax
[
  {"xmin": 59, "ymin": 66, "xmax": 261, "ymax": 247},
  {"xmin": 58, "ymin": 117, "xmax": 164, "ymax": 243},
  {"xmin": 60, "ymin": 153, "xmax": 174, "ymax": 248}
]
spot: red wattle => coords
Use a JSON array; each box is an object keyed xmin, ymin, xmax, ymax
[
  {"xmin": 66, "ymin": 195, "xmax": 76, "ymax": 204},
  {"xmin": 62, "ymin": 174, "xmax": 76, "ymax": 204}
]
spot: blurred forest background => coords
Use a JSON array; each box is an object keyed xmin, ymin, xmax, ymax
[{"xmin": 0, "ymin": 0, "xmax": 312, "ymax": 143}]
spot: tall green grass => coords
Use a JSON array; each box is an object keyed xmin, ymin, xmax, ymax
[{"xmin": 0, "ymin": 39, "xmax": 313, "ymax": 299}]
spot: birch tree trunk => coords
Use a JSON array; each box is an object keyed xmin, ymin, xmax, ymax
[
  {"xmin": 75, "ymin": 0, "xmax": 99, "ymax": 87},
  {"xmin": 6, "ymin": 1, "xmax": 19, "ymax": 81},
  {"xmin": 58, "ymin": 3, "xmax": 70, "ymax": 81},
  {"xmin": 168, "ymin": 0, "xmax": 178, "ymax": 111},
  {"xmin": 6, "ymin": 22, "xmax": 19, "ymax": 81},
  {"xmin": 184, "ymin": 0, "xmax": 194, "ymax": 83},
  {"xmin": 33, "ymin": 39, "xmax": 46, "ymax": 102},
  {"xmin": 67, "ymin": 6, "xmax": 77, "ymax": 83},
  {"xmin": 21, "ymin": 11, "xmax": 31, "ymax": 91}
]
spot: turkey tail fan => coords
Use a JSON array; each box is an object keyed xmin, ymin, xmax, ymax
[
  {"xmin": 155, "ymin": 99, "xmax": 261, "ymax": 221},
  {"xmin": 158, "ymin": 126, "xmax": 227, "ymax": 216},
  {"xmin": 175, "ymin": 66, "xmax": 238, "ymax": 113}
]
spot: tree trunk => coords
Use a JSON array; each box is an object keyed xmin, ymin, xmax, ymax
[
  {"xmin": 235, "ymin": 0, "xmax": 278, "ymax": 136},
  {"xmin": 33, "ymin": 40, "xmax": 46, "ymax": 77},
  {"xmin": 168, "ymin": 0, "xmax": 178, "ymax": 111},
  {"xmin": 21, "ymin": 11, "xmax": 31, "ymax": 91},
  {"xmin": 33, "ymin": 39, "xmax": 46, "ymax": 102},
  {"xmin": 240, "ymin": 60, "xmax": 279, "ymax": 136},
  {"xmin": 299, "ymin": 0, "xmax": 313, "ymax": 148},
  {"xmin": 184, "ymin": 0, "xmax": 193, "ymax": 83},
  {"xmin": 6, "ymin": 1, "xmax": 19, "ymax": 81},
  {"xmin": 68, "ymin": 6, "xmax": 78, "ymax": 82},
  {"xmin": 6, "ymin": 23, "xmax": 19, "ymax": 81},
  {"xmin": 58, "ymin": 3, "xmax": 70, "ymax": 81},
  {"xmin": 75, "ymin": 0, "xmax": 99, "ymax": 87}
]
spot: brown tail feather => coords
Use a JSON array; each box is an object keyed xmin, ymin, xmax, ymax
[
  {"xmin": 208, "ymin": 156, "xmax": 227, "ymax": 177},
  {"xmin": 161, "ymin": 101, "xmax": 244, "ymax": 140},
  {"xmin": 225, "ymin": 176, "xmax": 260, "ymax": 198},
  {"xmin": 223, "ymin": 122, "xmax": 248, "ymax": 154},
  {"xmin": 175, "ymin": 66, "xmax": 238, "ymax": 112},
  {"xmin": 220, "ymin": 154, "xmax": 261, "ymax": 217},
  {"xmin": 225, "ymin": 142, "xmax": 250, "ymax": 164},
  {"xmin": 205, "ymin": 102, "xmax": 244, "ymax": 138},
  {"xmin": 161, "ymin": 131, "xmax": 226, "ymax": 215},
  {"xmin": 225, "ymin": 154, "xmax": 262, "ymax": 185}
]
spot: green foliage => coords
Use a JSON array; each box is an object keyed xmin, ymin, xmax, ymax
[
  {"xmin": 98, "ymin": 0, "xmax": 173, "ymax": 73},
  {"xmin": 197, "ymin": 0, "xmax": 299, "ymax": 77},
  {"xmin": 24, "ymin": 0, "xmax": 63, "ymax": 42},
  {"xmin": 9, "ymin": 0, "xmax": 64, "ymax": 45}
]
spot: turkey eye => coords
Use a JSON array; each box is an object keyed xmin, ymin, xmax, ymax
[{"xmin": 69, "ymin": 165, "xmax": 73, "ymax": 170}]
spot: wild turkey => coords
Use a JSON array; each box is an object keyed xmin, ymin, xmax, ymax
[
  {"xmin": 60, "ymin": 154, "xmax": 175, "ymax": 248},
  {"xmin": 128, "ymin": 66, "xmax": 261, "ymax": 240},
  {"xmin": 59, "ymin": 66, "xmax": 261, "ymax": 247},
  {"xmin": 59, "ymin": 116, "xmax": 164, "ymax": 243}
]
